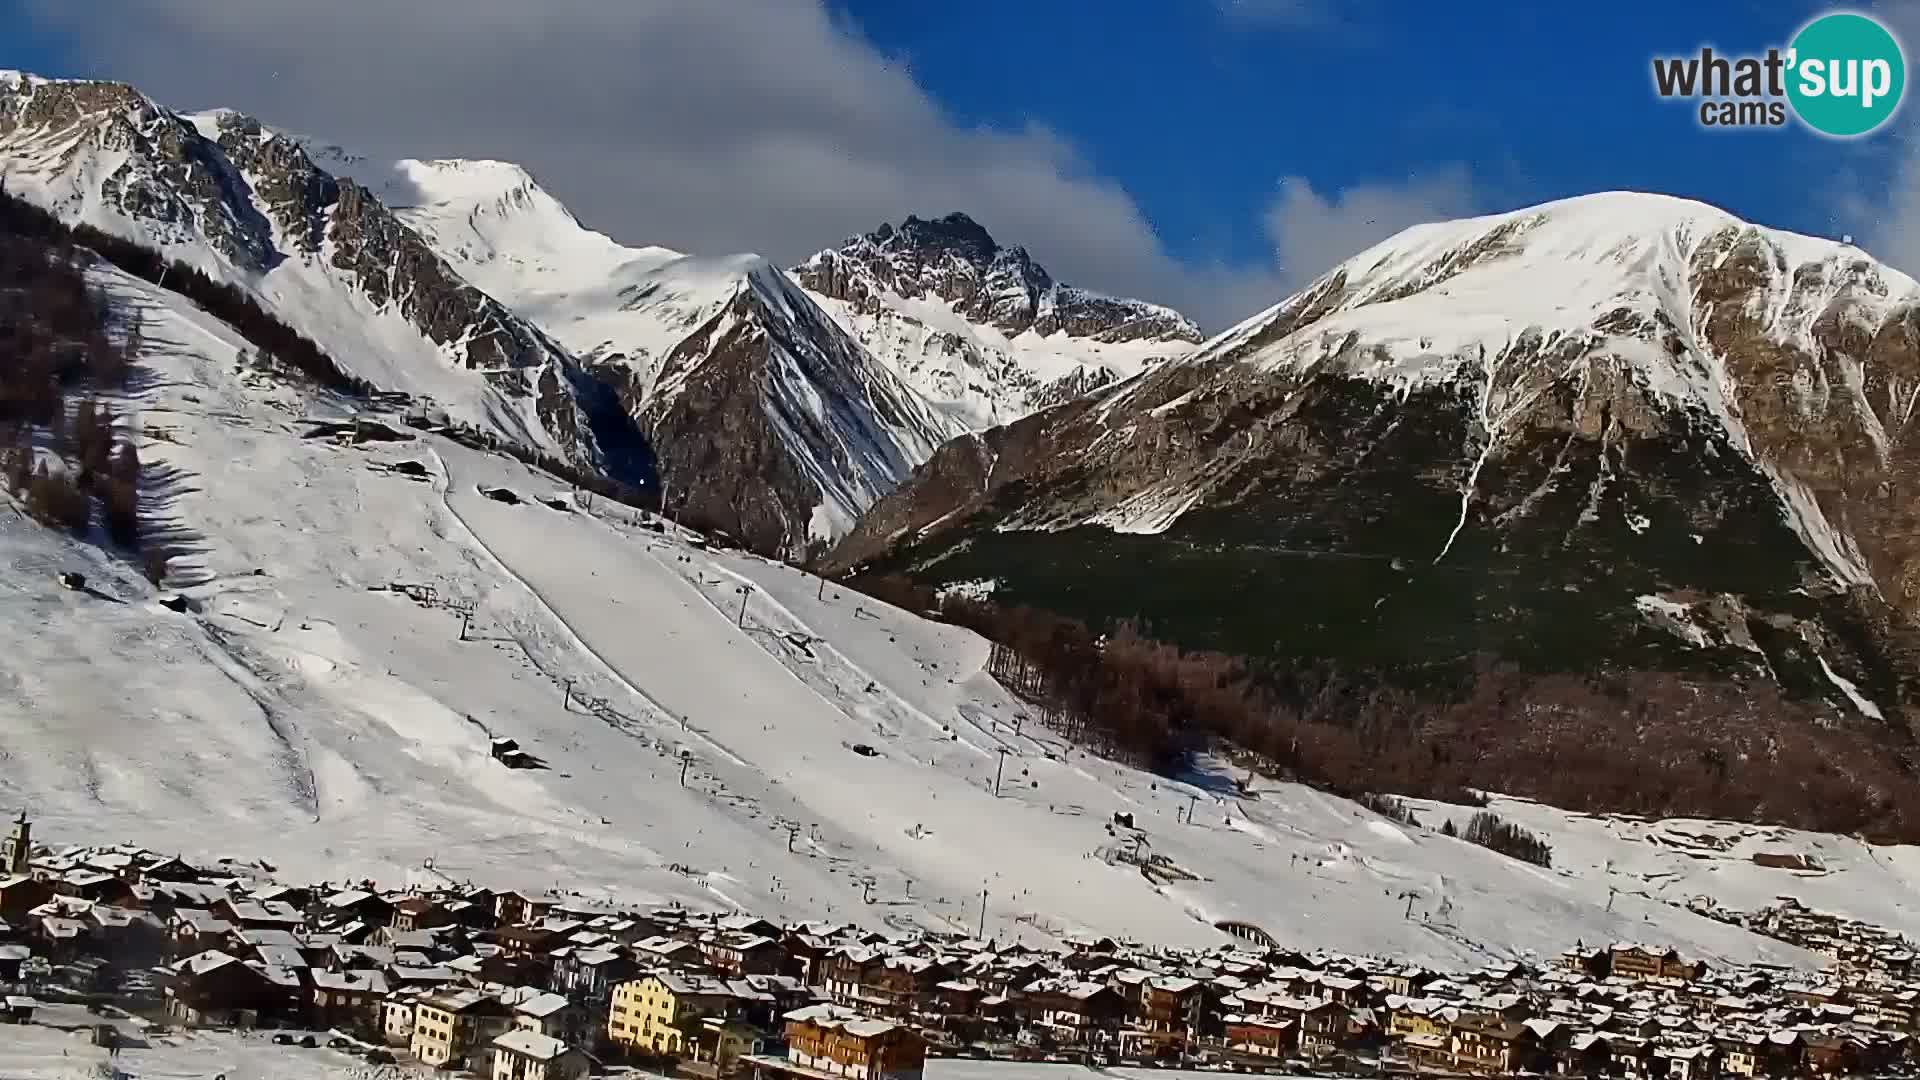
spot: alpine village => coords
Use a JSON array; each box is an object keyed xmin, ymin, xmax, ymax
[{"xmin": 3, "ymin": 812, "xmax": 1920, "ymax": 1080}]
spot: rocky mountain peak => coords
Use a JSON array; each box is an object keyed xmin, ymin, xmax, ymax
[
  {"xmin": 635, "ymin": 252, "xmax": 965, "ymax": 557},
  {"xmin": 797, "ymin": 211, "xmax": 1201, "ymax": 350},
  {"xmin": 786, "ymin": 211, "xmax": 1202, "ymax": 430},
  {"xmin": 887, "ymin": 211, "xmax": 1003, "ymax": 269},
  {"xmin": 0, "ymin": 71, "xmax": 150, "ymax": 131}
]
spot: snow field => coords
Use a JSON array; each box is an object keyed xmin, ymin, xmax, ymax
[
  {"xmin": 0, "ymin": 263, "xmax": 1915, "ymax": 971},
  {"xmin": 0, "ymin": 1023, "xmax": 1260, "ymax": 1080}
]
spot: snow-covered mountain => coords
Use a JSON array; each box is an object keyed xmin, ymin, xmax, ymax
[
  {"xmin": 332, "ymin": 155, "xmax": 741, "ymax": 392},
  {"xmin": 0, "ymin": 73, "xmax": 979, "ymax": 555},
  {"xmin": 831, "ymin": 191, "xmax": 1920, "ymax": 717},
  {"xmin": 6, "ymin": 243, "xmax": 1917, "ymax": 969},
  {"xmin": 0, "ymin": 74, "xmax": 630, "ymax": 472},
  {"xmin": 795, "ymin": 213, "xmax": 1203, "ymax": 429},
  {"xmin": 351, "ymin": 156, "xmax": 968, "ymax": 555},
  {"xmin": 20, "ymin": 69, "xmax": 1920, "ymax": 968}
]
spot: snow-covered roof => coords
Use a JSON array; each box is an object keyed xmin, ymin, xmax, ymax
[
  {"xmin": 313, "ymin": 969, "xmax": 390, "ymax": 993},
  {"xmin": 425, "ymin": 988, "xmax": 499, "ymax": 1013},
  {"xmin": 493, "ymin": 1029, "xmax": 571, "ymax": 1060},
  {"xmin": 393, "ymin": 965, "xmax": 459, "ymax": 983},
  {"xmin": 785, "ymin": 1003, "xmax": 900, "ymax": 1039},
  {"xmin": 653, "ymin": 972, "xmax": 736, "ymax": 996},
  {"xmin": 514, "ymin": 991, "xmax": 573, "ymax": 1018},
  {"xmin": 253, "ymin": 945, "xmax": 308, "ymax": 969}
]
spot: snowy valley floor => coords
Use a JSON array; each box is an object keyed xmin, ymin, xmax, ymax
[
  {"xmin": 0, "ymin": 1023, "xmax": 1258, "ymax": 1080},
  {"xmin": 4, "ymin": 265, "xmax": 1920, "ymax": 968}
]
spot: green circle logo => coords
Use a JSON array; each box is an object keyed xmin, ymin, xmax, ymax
[{"xmin": 1787, "ymin": 12, "xmax": 1906, "ymax": 137}]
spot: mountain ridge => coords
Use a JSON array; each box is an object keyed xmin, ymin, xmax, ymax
[
  {"xmin": 324, "ymin": 148, "xmax": 1208, "ymax": 552},
  {"xmin": 0, "ymin": 70, "xmax": 631, "ymax": 473},
  {"xmin": 794, "ymin": 211, "xmax": 1204, "ymax": 429},
  {"xmin": 828, "ymin": 189, "xmax": 1920, "ymax": 724},
  {"xmin": 359, "ymin": 151, "xmax": 970, "ymax": 555},
  {"xmin": 0, "ymin": 71, "xmax": 990, "ymax": 555}
]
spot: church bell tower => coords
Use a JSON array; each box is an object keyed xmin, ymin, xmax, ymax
[{"xmin": 2, "ymin": 811, "xmax": 30, "ymax": 876}]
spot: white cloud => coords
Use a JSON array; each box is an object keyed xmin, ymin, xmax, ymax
[
  {"xmin": 1839, "ymin": 2, "xmax": 1920, "ymax": 277},
  {"xmin": 1260, "ymin": 170, "xmax": 1482, "ymax": 287},
  {"xmin": 22, "ymin": 0, "xmax": 1472, "ymax": 331},
  {"xmin": 1852, "ymin": 144, "xmax": 1920, "ymax": 276}
]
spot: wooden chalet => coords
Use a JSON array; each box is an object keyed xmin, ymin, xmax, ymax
[
  {"xmin": 1025, "ymin": 981, "xmax": 1127, "ymax": 1046},
  {"xmin": 862, "ymin": 955, "xmax": 952, "ymax": 1018},
  {"xmin": 704, "ymin": 932, "xmax": 783, "ymax": 977},
  {"xmin": 164, "ymin": 950, "xmax": 296, "ymax": 1026},
  {"xmin": 1282, "ymin": 998, "xmax": 1349, "ymax": 1060},
  {"xmin": 0, "ymin": 876, "xmax": 53, "ymax": 921},
  {"xmin": 1140, "ymin": 974, "xmax": 1206, "ymax": 1034},
  {"xmin": 752, "ymin": 1003, "xmax": 927, "ymax": 1080},
  {"xmin": 496, "ymin": 922, "xmax": 564, "ymax": 959},
  {"xmin": 310, "ymin": 968, "xmax": 390, "ymax": 1031},
  {"xmin": 391, "ymin": 895, "xmax": 454, "ymax": 933},
  {"xmin": 550, "ymin": 946, "xmax": 633, "ymax": 1007},
  {"xmin": 1609, "ymin": 944, "xmax": 1704, "ymax": 983},
  {"xmin": 1450, "ymin": 1014, "xmax": 1545, "ymax": 1074},
  {"xmin": 495, "ymin": 890, "xmax": 557, "ymax": 927}
]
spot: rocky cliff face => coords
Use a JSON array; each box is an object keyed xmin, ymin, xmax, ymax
[
  {"xmin": 636, "ymin": 263, "xmax": 964, "ymax": 557},
  {"xmin": 794, "ymin": 213, "xmax": 1203, "ymax": 429},
  {"xmin": 829, "ymin": 193, "xmax": 1920, "ymax": 721},
  {"xmin": 0, "ymin": 72, "xmax": 630, "ymax": 473}
]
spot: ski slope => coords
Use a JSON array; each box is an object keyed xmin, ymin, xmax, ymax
[{"xmin": 5, "ymin": 262, "xmax": 1920, "ymax": 968}]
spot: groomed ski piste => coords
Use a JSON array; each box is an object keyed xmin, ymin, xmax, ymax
[{"xmin": 8, "ymin": 262, "xmax": 1920, "ymax": 971}]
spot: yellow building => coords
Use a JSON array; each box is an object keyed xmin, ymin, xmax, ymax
[
  {"xmin": 411, "ymin": 989, "xmax": 515, "ymax": 1069},
  {"xmin": 1388, "ymin": 1000, "xmax": 1456, "ymax": 1040},
  {"xmin": 608, "ymin": 973, "xmax": 739, "ymax": 1056}
]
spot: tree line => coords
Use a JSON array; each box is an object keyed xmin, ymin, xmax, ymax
[
  {"xmin": 1444, "ymin": 811, "xmax": 1553, "ymax": 868},
  {"xmin": 0, "ymin": 186, "xmax": 372, "ymax": 398},
  {"xmin": 0, "ymin": 202, "xmax": 158, "ymax": 573},
  {"xmin": 853, "ymin": 572, "xmax": 1920, "ymax": 844}
]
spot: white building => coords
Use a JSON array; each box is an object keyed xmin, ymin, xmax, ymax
[
  {"xmin": 491, "ymin": 1029, "xmax": 588, "ymax": 1080},
  {"xmin": 382, "ymin": 994, "xmax": 420, "ymax": 1045}
]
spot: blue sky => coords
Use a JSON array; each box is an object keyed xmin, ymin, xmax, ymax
[
  {"xmin": 845, "ymin": 0, "xmax": 1882, "ymax": 266},
  {"xmin": 5, "ymin": 0, "xmax": 1916, "ymax": 328}
]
